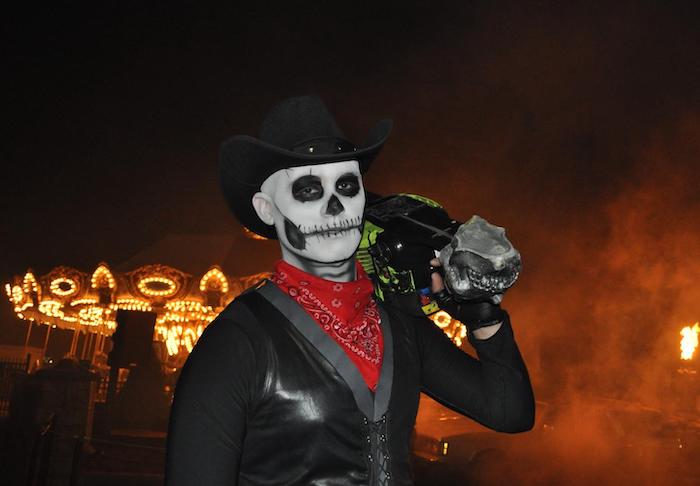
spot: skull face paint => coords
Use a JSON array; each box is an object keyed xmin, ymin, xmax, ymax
[{"xmin": 259, "ymin": 160, "xmax": 365, "ymax": 264}]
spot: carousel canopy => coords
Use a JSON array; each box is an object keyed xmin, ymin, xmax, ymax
[{"xmin": 4, "ymin": 233, "xmax": 278, "ymax": 360}]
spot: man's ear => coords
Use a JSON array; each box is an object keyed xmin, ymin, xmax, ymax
[{"xmin": 252, "ymin": 192, "xmax": 275, "ymax": 226}]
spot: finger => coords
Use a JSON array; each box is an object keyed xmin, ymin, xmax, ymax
[{"xmin": 431, "ymin": 271, "xmax": 445, "ymax": 293}]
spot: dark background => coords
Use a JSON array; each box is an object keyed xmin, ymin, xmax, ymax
[{"xmin": 3, "ymin": 1, "xmax": 700, "ymax": 401}]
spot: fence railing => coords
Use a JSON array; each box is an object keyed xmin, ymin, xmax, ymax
[
  {"xmin": 0, "ymin": 355, "xmax": 30, "ymax": 416},
  {"xmin": 25, "ymin": 422, "xmax": 166, "ymax": 486}
]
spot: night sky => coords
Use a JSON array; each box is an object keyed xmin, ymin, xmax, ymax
[{"xmin": 3, "ymin": 1, "xmax": 700, "ymax": 400}]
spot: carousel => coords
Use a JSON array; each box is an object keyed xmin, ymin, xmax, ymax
[{"xmin": 5, "ymin": 262, "xmax": 268, "ymax": 367}]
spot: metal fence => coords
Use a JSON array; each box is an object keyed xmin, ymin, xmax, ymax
[
  {"xmin": 0, "ymin": 354, "xmax": 30, "ymax": 416},
  {"xmin": 25, "ymin": 423, "xmax": 166, "ymax": 486}
]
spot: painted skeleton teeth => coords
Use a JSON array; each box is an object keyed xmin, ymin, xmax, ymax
[{"xmin": 302, "ymin": 216, "xmax": 362, "ymax": 238}]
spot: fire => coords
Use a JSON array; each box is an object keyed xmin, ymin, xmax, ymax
[{"xmin": 679, "ymin": 322, "xmax": 700, "ymax": 360}]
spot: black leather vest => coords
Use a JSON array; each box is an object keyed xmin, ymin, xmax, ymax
[{"xmin": 227, "ymin": 281, "xmax": 421, "ymax": 486}]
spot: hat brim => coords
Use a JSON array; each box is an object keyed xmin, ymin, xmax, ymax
[{"xmin": 220, "ymin": 119, "xmax": 392, "ymax": 239}]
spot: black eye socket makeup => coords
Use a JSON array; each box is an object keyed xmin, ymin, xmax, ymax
[
  {"xmin": 292, "ymin": 175, "xmax": 324, "ymax": 202},
  {"xmin": 335, "ymin": 173, "xmax": 360, "ymax": 197}
]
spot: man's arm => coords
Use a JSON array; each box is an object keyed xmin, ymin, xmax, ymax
[
  {"xmin": 415, "ymin": 260, "xmax": 533, "ymax": 432},
  {"xmin": 414, "ymin": 259, "xmax": 534, "ymax": 432},
  {"xmin": 165, "ymin": 310, "xmax": 259, "ymax": 485},
  {"xmin": 416, "ymin": 311, "xmax": 535, "ymax": 433}
]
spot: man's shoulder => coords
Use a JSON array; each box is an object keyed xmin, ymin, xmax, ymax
[
  {"xmin": 202, "ymin": 278, "xmax": 279, "ymax": 341},
  {"xmin": 217, "ymin": 278, "xmax": 269, "ymax": 319},
  {"xmin": 195, "ymin": 283, "xmax": 255, "ymax": 333},
  {"xmin": 177, "ymin": 286, "xmax": 273, "ymax": 396}
]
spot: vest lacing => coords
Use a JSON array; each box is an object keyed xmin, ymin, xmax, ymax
[{"xmin": 362, "ymin": 412, "xmax": 391, "ymax": 486}]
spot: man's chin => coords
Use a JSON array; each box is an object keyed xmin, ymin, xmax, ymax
[
  {"xmin": 294, "ymin": 241, "xmax": 360, "ymax": 265},
  {"xmin": 300, "ymin": 251, "xmax": 357, "ymax": 265}
]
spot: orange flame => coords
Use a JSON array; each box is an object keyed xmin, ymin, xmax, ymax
[{"xmin": 680, "ymin": 323, "xmax": 699, "ymax": 360}]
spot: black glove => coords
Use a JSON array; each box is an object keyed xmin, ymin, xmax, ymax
[{"xmin": 432, "ymin": 288, "xmax": 506, "ymax": 331}]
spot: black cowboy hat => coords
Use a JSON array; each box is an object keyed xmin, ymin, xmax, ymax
[{"xmin": 219, "ymin": 95, "xmax": 392, "ymax": 239}]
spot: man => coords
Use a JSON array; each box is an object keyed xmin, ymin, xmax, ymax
[{"xmin": 165, "ymin": 95, "xmax": 534, "ymax": 485}]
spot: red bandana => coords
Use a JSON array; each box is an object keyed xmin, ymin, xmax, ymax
[{"xmin": 271, "ymin": 259, "xmax": 384, "ymax": 391}]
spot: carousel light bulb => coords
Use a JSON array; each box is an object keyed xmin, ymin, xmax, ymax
[
  {"xmin": 71, "ymin": 298, "xmax": 98, "ymax": 306},
  {"xmin": 199, "ymin": 268, "xmax": 229, "ymax": 293},
  {"xmin": 138, "ymin": 276, "xmax": 177, "ymax": 297},
  {"xmin": 50, "ymin": 277, "xmax": 78, "ymax": 297},
  {"xmin": 11, "ymin": 285, "xmax": 24, "ymax": 304},
  {"xmin": 91, "ymin": 265, "xmax": 116, "ymax": 289},
  {"xmin": 23, "ymin": 272, "xmax": 39, "ymax": 294}
]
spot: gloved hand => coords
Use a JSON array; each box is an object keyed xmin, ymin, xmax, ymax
[
  {"xmin": 430, "ymin": 257, "xmax": 506, "ymax": 331},
  {"xmin": 431, "ymin": 288, "xmax": 506, "ymax": 331}
]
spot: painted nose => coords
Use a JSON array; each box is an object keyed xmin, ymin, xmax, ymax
[{"xmin": 325, "ymin": 194, "xmax": 345, "ymax": 216}]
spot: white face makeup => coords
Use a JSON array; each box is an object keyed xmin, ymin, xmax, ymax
[{"xmin": 254, "ymin": 160, "xmax": 365, "ymax": 267}]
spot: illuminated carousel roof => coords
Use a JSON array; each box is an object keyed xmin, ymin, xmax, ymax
[{"xmin": 6, "ymin": 262, "xmax": 269, "ymax": 360}]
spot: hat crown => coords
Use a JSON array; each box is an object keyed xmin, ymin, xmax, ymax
[
  {"xmin": 258, "ymin": 95, "xmax": 347, "ymax": 149},
  {"xmin": 219, "ymin": 95, "xmax": 392, "ymax": 239}
]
